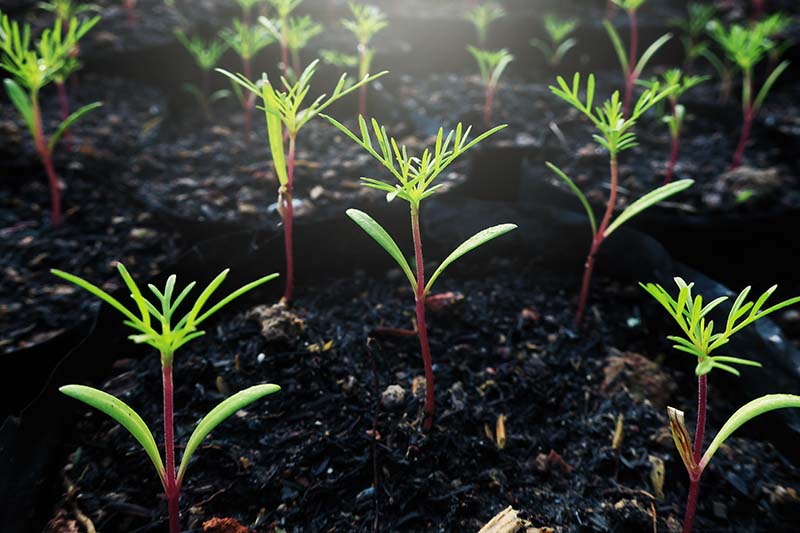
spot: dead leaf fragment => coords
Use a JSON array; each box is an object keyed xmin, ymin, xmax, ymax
[{"xmin": 648, "ymin": 454, "xmax": 665, "ymax": 499}]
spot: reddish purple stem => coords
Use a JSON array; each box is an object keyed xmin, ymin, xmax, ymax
[
  {"xmin": 622, "ymin": 8, "xmax": 638, "ymax": 118},
  {"xmin": 56, "ymin": 81, "xmax": 73, "ymax": 152},
  {"xmin": 731, "ymin": 107, "xmax": 754, "ymax": 170},
  {"xmin": 411, "ymin": 205, "xmax": 435, "ymax": 431},
  {"xmin": 162, "ymin": 361, "xmax": 180, "ymax": 533},
  {"xmin": 484, "ymin": 84, "xmax": 495, "ymax": 127},
  {"xmin": 33, "ymin": 99, "xmax": 62, "ymax": 227},
  {"xmin": 282, "ymin": 137, "xmax": 296, "ymax": 301}
]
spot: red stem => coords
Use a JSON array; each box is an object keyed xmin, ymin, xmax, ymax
[
  {"xmin": 56, "ymin": 81, "xmax": 73, "ymax": 152},
  {"xmin": 682, "ymin": 478, "xmax": 700, "ymax": 533},
  {"xmin": 33, "ymin": 97, "xmax": 62, "ymax": 227},
  {"xmin": 575, "ymin": 156, "xmax": 618, "ymax": 325},
  {"xmin": 623, "ymin": 8, "xmax": 638, "ymax": 118},
  {"xmin": 244, "ymin": 58, "xmax": 253, "ymax": 140},
  {"xmin": 162, "ymin": 360, "xmax": 180, "ymax": 533},
  {"xmin": 411, "ymin": 205, "xmax": 435, "ymax": 431},
  {"xmin": 731, "ymin": 106, "xmax": 753, "ymax": 170},
  {"xmin": 282, "ymin": 136, "xmax": 296, "ymax": 301},
  {"xmin": 484, "ymin": 84, "xmax": 495, "ymax": 127},
  {"xmin": 125, "ymin": 0, "xmax": 137, "ymax": 25},
  {"xmin": 665, "ymin": 134, "xmax": 679, "ymax": 184},
  {"xmin": 693, "ymin": 374, "xmax": 707, "ymax": 463},
  {"xmin": 752, "ymin": 0, "xmax": 765, "ymax": 20}
]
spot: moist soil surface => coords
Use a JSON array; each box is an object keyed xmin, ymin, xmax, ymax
[{"xmin": 46, "ymin": 258, "xmax": 800, "ymax": 532}]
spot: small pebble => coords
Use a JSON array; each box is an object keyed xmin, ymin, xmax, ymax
[{"xmin": 381, "ymin": 384, "xmax": 407, "ymax": 410}]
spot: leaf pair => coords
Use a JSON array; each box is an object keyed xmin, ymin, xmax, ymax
[
  {"xmin": 605, "ymin": 21, "xmax": 672, "ymax": 81},
  {"xmin": 641, "ymin": 277, "xmax": 800, "ymax": 376},
  {"xmin": 347, "ymin": 209, "xmax": 516, "ymax": 297},
  {"xmin": 61, "ymin": 383, "xmax": 280, "ymax": 489},
  {"xmin": 467, "ymin": 46, "xmax": 513, "ymax": 88},
  {"xmin": 545, "ymin": 162, "xmax": 693, "ymax": 241}
]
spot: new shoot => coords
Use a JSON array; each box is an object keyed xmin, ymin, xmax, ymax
[
  {"xmin": 217, "ymin": 60, "xmax": 386, "ymax": 301},
  {"xmin": 341, "ymin": 1, "xmax": 387, "ymax": 116},
  {"xmin": 547, "ymin": 73, "xmax": 693, "ymax": 325},
  {"xmin": 53, "ymin": 264, "xmax": 280, "ymax": 533},
  {"xmin": 0, "ymin": 12, "xmax": 102, "ymax": 227},
  {"xmin": 641, "ymin": 69, "xmax": 708, "ymax": 183},
  {"xmin": 467, "ymin": 47, "xmax": 513, "ymax": 126},
  {"xmin": 605, "ymin": 0, "xmax": 671, "ymax": 117},
  {"xmin": 322, "ymin": 115, "xmax": 516, "ymax": 431},
  {"xmin": 670, "ymin": 3, "xmax": 716, "ymax": 69},
  {"xmin": 175, "ymin": 30, "xmax": 230, "ymax": 118},
  {"xmin": 530, "ymin": 14, "xmax": 579, "ymax": 67},
  {"xmin": 222, "ymin": 19, "xmax": 275, "ymax": 138},
  {"xmin": 641, "ymin": 278, "xmax": 800, "ymax": 532},
  {"xmin": 709, "ymin": 15, "xmax": 791, "ymax": 169},
  {"xmin": 465, "ymin": 2, "xmax": 505, "ymax": 46}
]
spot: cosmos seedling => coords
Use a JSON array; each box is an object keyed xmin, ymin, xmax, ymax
[
  {"xmin": 265, "ymin": 0, "xmax": 303, "ymax": 77},
  {"xmin": 175, "ymin": 30, "xmax": 230, "ymax": 118},
  {"xmin": 38, "ymin": 0, "xmax": 99, "ymax": 27},
  {"xmin": 670, "ymin": 3, "xmax": 716, "ymax": 69},
  {"xmin": 222, "ymin": 19, "xmax": 275, "ymax": 138},
  {"xmin": 467, "ymin": 47, "xmax": 513, "ymax": 126},
  {"xmin": 217, "ymin": 60, "xmax": 386, "ymax": 301},
  {"xmin": 322, "ymin": 115, "xmax": 516, "ymax": 431},
  {"xmin": 530, "ymin": 15, "xmax": 579, "ymax": 67},
  {"xmin": 547, "ymin": 73, "xmax": 693, "ymax": 325},
  {"xmin": 0, "ymin": 13, "xmax": 102, "ymax": 227},
  {"xmin": 284, "ymin": 15, "xmax": 323, "ymax": 76},
  {"xmin": 641, "ymin": 69, "xmax": 708, "ymax": 183},
  {"xmin": 53, "ymin": 264, "xmax": 280, "ymax": 533},
  {"xmin": 342, "ymin": 1, "xmax": 387, "ymax": 116},
  {"xmin": 605, "ymin": 0, "xmax": 671, "ymax": 117},
  {"xmin": 641, "ymin": 278, "xmax": 800, "ymax": 532},
  {"xmin": 465, "ymin": 2, "xmax": 505, "ymax": 46},
  {"xmin": 709, "ymin": 14, "xmax": 791, "ymax": 169}
]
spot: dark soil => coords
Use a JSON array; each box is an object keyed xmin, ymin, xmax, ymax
[{"xmin": 45, "ymin": 258, "xmax": 800, "ymax": 532}]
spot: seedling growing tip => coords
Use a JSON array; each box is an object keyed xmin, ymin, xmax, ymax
[
  {"xmin": 217, "ymin": 60, "xmax": 386, "ymax": 301},
  {"xmin": 465, "ymin": 2, "xmax": 505, "ymax": 47},
  {"xmin": 322, "ymin": 115, "xmax": 516, "ymax": 431},
  {"xmin": 176, "ymin": 30, "xmax": 230, "ymax": 118},
  {"xmin": 548, "ymin": 73, "xmax": 693, "ymax": 325},
  {"xmin": 642, "ymin": 278, "xmax": 800, "ymax": 532},
  {"xmin": 530, "ymin": 15, "xmax": 579, "ymax": 67},
  {"xmin": 341, "ymin": 1, "xmax": 387, "ymax": 116},
  {"xmin": 53, "ymin": 264, "xmax": 281, "ymax": 533}
]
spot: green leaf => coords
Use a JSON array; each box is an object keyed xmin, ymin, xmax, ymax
[
  {"xmin": 48, "ymin": 101, "xmax": 102, "ymax": 153},
  {"xmin": 604, "ymin": 179, "xmax": 693, "ymax": 237},
  {"xmin": 424, "ymin": 224, "xmax": 517, "ymax": 295},
  {"xmin": 60, "ymin": 385, "xmax": 166, "ymax": 487},
  {"xmin": 194, "ymin": 273, "xmax": 279, "ymax": 326},
  {"xmin": 177, "ymin": 383, "xmax": 280, "ymax": 484},
  {"xmin": 699, "ymin": 394, "xmax": 800, "ymax": 470},
  {"xmin": 346, "ymin": 209, "xmax": 417, "ymax": 292},
  {"xmin": 51, "ymin": 269, "xmax": 141, "ymax": 325},
  {"xmin": 604, "ymin": 20, "xmax": 629, "ymax": 74},
  {"xmin": 546, "ymin": 162, "xmax": 597, "ymax": 237},
  {"xmin": 633, "ymin": 33, "xmax": 673, "ymax": 76},
  {"xmin": 754, "ymin": 60, "xmax": 789, "ymax": 111},
  {"xmin": 4, "ymin": 78, "xmax": 35, "ymax": 134},
  {"xmin": 263, "ymin": 84, "xmax": 289, "ymax": 186}
]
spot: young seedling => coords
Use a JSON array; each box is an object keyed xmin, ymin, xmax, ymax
[
  {"xmin": 38, "ymin": 0, "xmax": 100, "ymax": 27},
  {"xmin": 341, "ymin": 1, "xmax": 387, "ymax": 116},
  {"xmin": 222, "ymin": 19, "xmax": 275, "ymax": 138},
  {"xmin": 321, "ymin": 115, "xmax": 516, "ymax": 430},
  {"xmin": 465, "ymin": 2, "xmax": 505, "ymax": 46},
  {"xmin": 175, "ymin": 30, "xmax": 229, "ymax": 119},
  {"xmin": 217, "ymin": 60, "xmax": 386, "ymax": 301},
  {"xmin": 641, "ymin": 69, "xmax": 708, "ymax": 183},
  {"xmin": 466, "ymin": 47, "xmax": 513, "ymax": 126},
  {"xmin": 670, "ymin": 3, "xmax": 716, "ymax": 69},
  {"xmin": 547, "ymin": 73, "xmax": 693, "ymax": 325},
  {"xmin": 284, "ymin": 15, "xmax": 323, "ymax": 76},
  {"xmin": 708, "ymin": 15, "xmax": 791, "ymax": 169},
  {"xmin": 604, "ymin": 0, "xmax": 672, "ymax": 117},
  {"xmin": 53, "ymin": 264, "xmax": 280, "ymax": 533},
  {"xmin": 265, "ymin": 0, "xmax": 303, "ymax": 78},
  {"xmin": 0, "ymin": 13, "xmax": 102, "ymax": 227},
  {"xmin": 641, "ymin": 278, "xmax": 800, "ymax": 532},
  {"xmin": 530, "ymin": 14, "xmax": 579, "ymax": 67},
  {"xmin": 235, "ymin": 0, "xmax": 267, "ymax": 24}
]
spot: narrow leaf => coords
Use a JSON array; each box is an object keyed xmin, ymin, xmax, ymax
[
  {"xmin": 346, "ymin": 209, "xmax": 417, "ymax": 292},
  {"xmin": 546, "ymin": 162, "xmax": 596, "ymax": 237},
  {"xmin": 604, "ymin": 179, "xmax": 693, "ymax": 237}
]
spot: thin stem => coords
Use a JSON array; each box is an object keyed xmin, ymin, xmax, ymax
[
  {"xmin": 32, "ymin": 93, "xmax": 62, "ymax": 228},
  {"xmin": 358, "ymin": 49, "xmax": 368, "ymax": 116},
  {"xmin": 162, "ymin": 359, "xmax": 180, "ymax": 533},
  {"xmin": 201, "ymin": 69, "xmax": 211, "ymax": 119},
  {"xmin": 280, "ymin": 19, "xmax": 289, "ymax": 79},
  {"xmin": 282, "ymin": 135, "xmax": 296, "ymax": 302},
  {"xmin": 575, "ymin": 155, "xmax": 618, "ymax": 325},
  {"xmin": 56, "ymin": 80, "xmax": 72, "ymax": 152},
  {"xmin": 623, "ymin": 8, "xmax": 638, "ymax": 117},
  {"xmin": 732, "ymin": 106, "xmax": 754, "ymax": 170},
  {"xmin": 693, "ymin": 374, "xmax": 707, "ymax": 463},
  {"xmin": 682, "ymin": 478, "xmax": 700, "ymax": 533},
  {"xmin": 244, "ymin": 57, "xmax": 254, "ymax": 140},
  {"xmin": 411, "ymin": 204, "xmax": 435, "ymax": 431},
  {"xmin": 124, "ymin": 0, "xmax": 137, "ymax": 25},
  {"xmin": 484, "ymin": 83, "xmax": 495, "ymax": 127}
]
